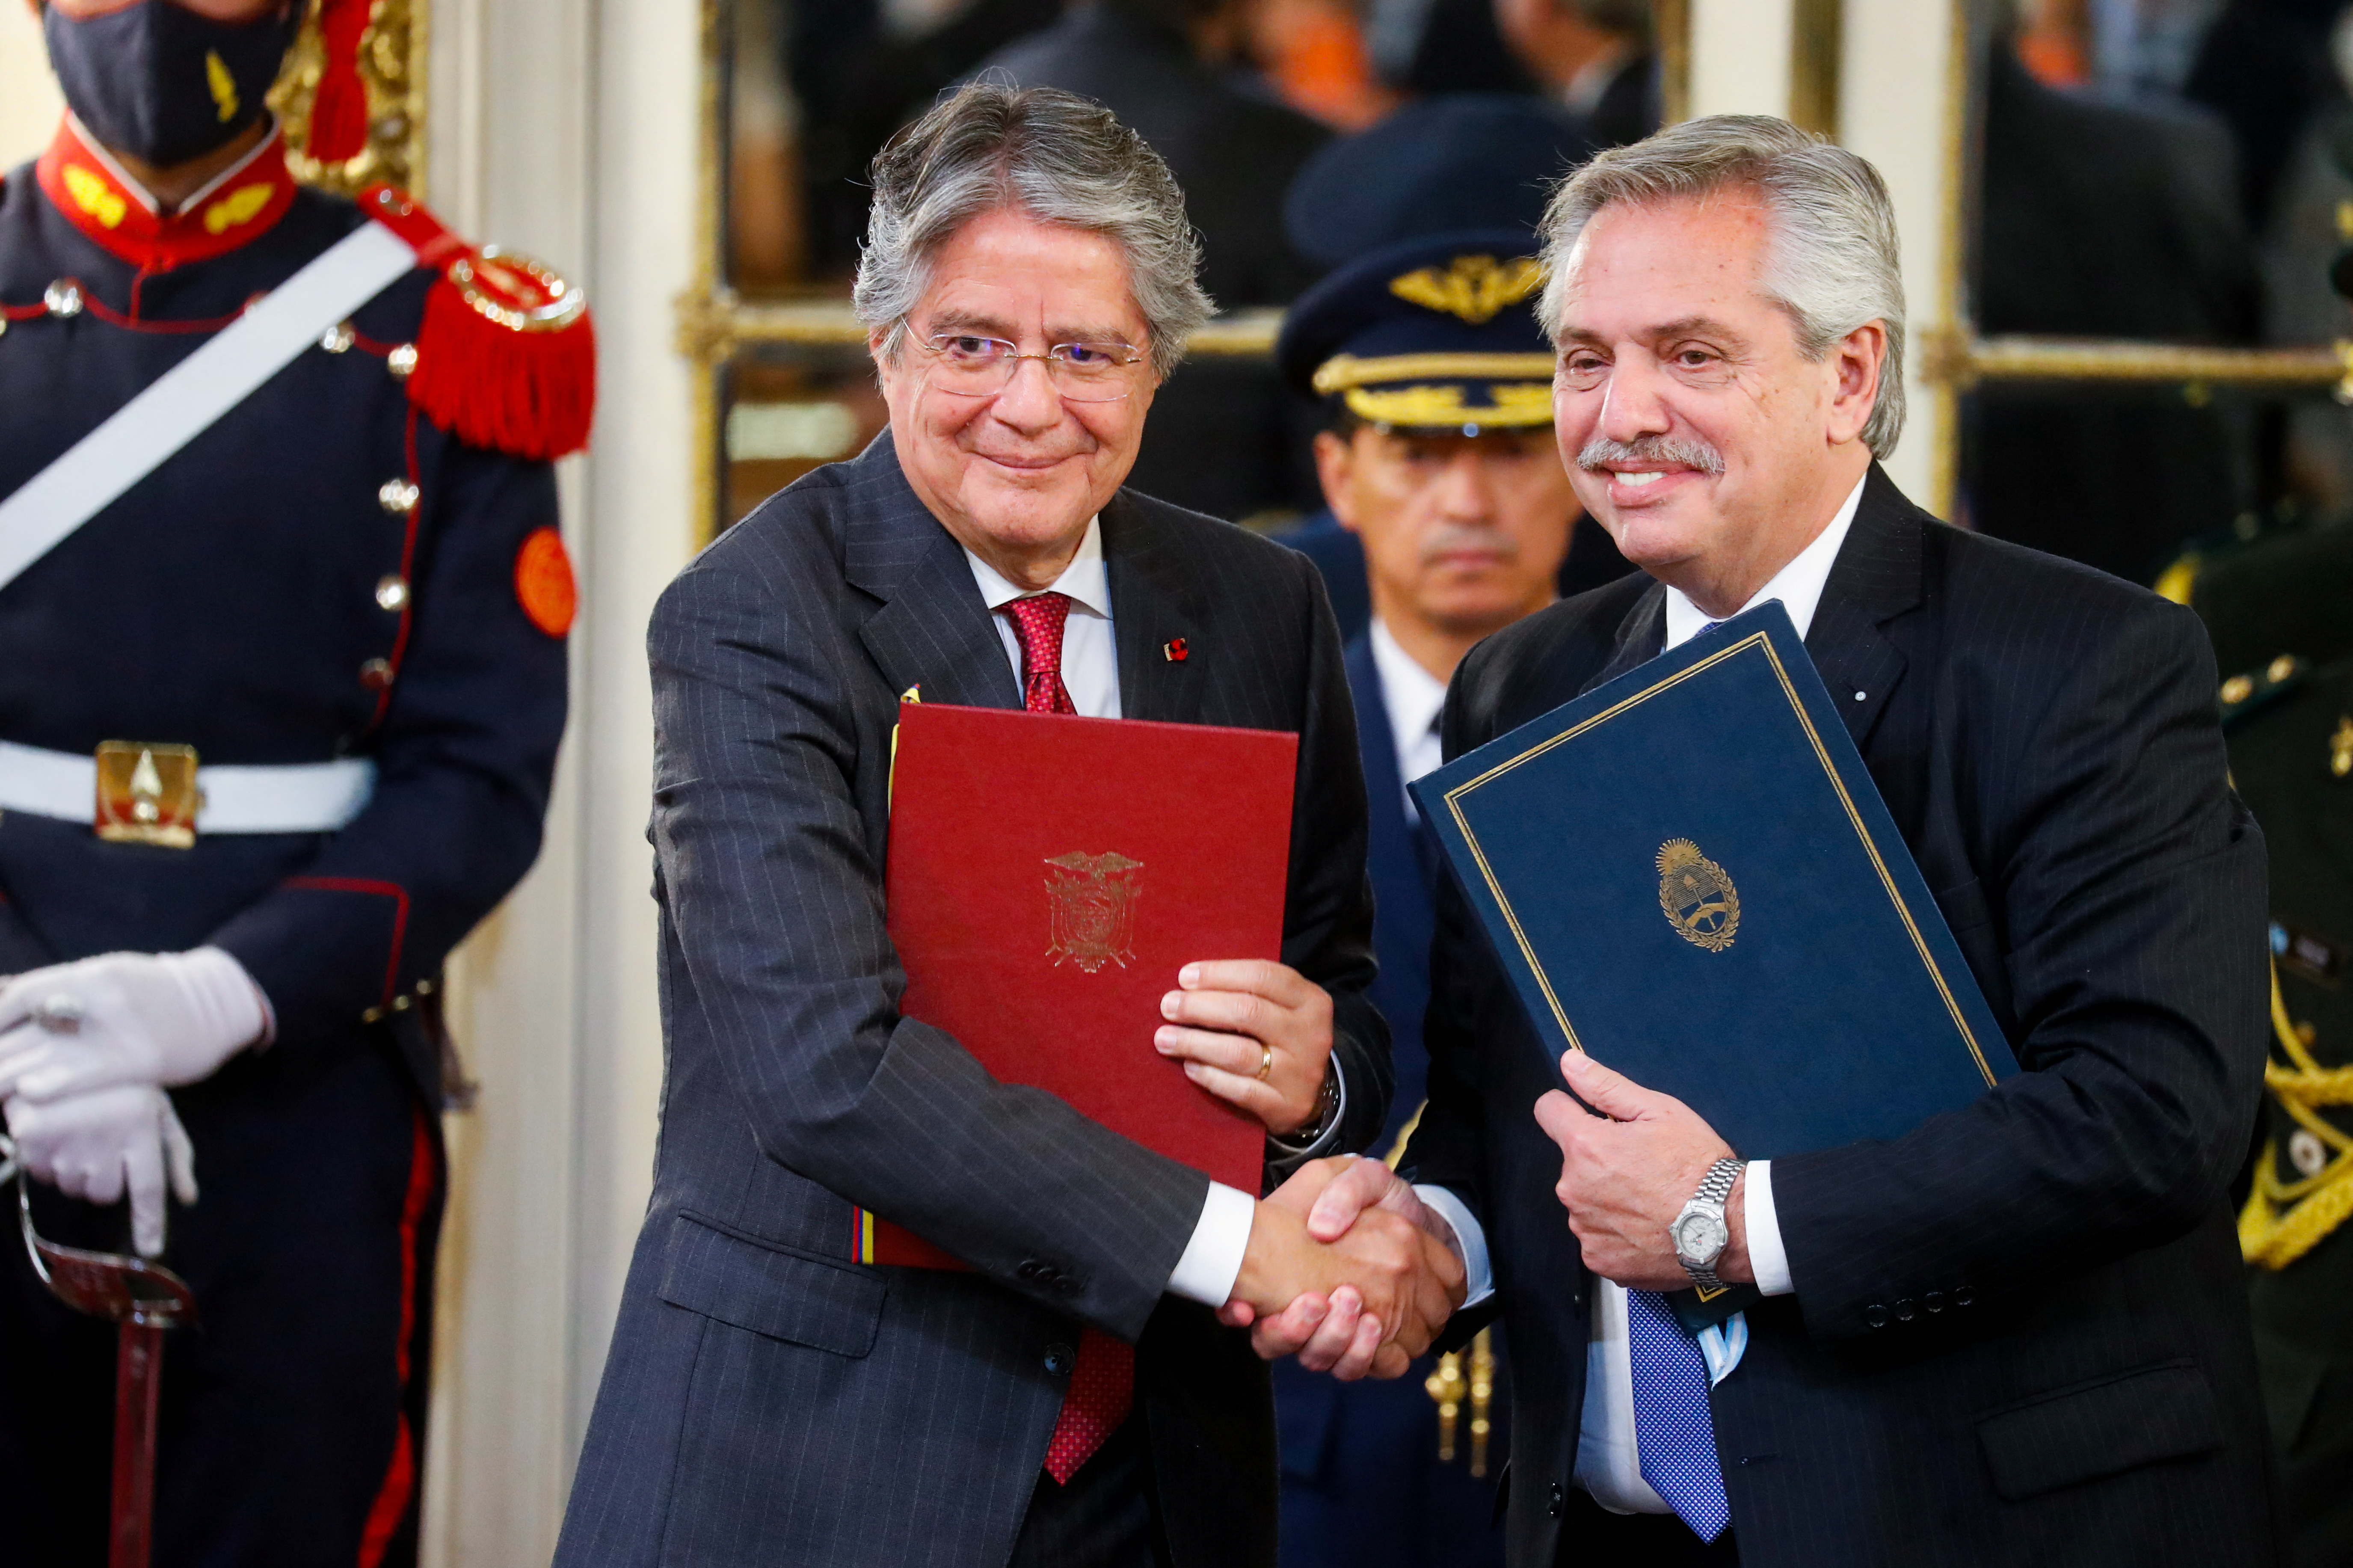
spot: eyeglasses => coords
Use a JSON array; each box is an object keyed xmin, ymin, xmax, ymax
[{"xmin": 910, "ymin": 329, "xmax": 1149, "ymax": 402}]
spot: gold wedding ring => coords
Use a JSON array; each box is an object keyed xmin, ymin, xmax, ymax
[{"xmin": 1257, "ymin": 1044, "xmax": 1274, "ymax": 1082}]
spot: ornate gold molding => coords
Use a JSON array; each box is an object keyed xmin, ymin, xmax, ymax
[
  {"xmin": 268, "ymin": 0, "xmax": 430, "ymax": 197},
  {"xmin": 1920, "ymin": 329, "xmax": 2347, "ymax": 392}
]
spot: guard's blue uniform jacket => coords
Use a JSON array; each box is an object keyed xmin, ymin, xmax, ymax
[{"xmin": 0, "ymin": 118, "xmax": 579, "ymax": 1568}]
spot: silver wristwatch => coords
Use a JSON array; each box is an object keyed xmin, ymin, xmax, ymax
[{"xmin": 1670, "ymin": 1156, "xmax": 1745, "ymax": 1291}]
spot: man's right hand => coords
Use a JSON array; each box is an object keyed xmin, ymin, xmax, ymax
[{"xmin": 1221, "ymin": 1156, "xmax": 1465, "ymax": 1380}]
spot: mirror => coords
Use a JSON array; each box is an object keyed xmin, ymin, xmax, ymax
[
  {"xmin": 699, "ymin": 0, "xmax": 1690, "ymax": 537},
  {"xmin": 1949, "ymin": 0, "xmax": 2351, "ymax": 586}
]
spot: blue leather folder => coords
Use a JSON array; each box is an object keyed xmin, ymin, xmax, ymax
[{"xmin": 1410, "ymin": 602, "xmax": 2014, "ymax": 1163}]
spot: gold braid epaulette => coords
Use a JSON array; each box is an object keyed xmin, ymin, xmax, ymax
[{"xmin": 2240, "ymin": 963, "xmax": 2353, "ymax": 1269}]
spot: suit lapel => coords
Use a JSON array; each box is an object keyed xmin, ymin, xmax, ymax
[
  {"xmin": 845, "ymin": 438, "xmax": 1022, "ymax": 711},
  {"xmin": 1582, "ymin": 582, "xmax": 1668, "ymax": 695},
  {"xmin": 1804, "ymin": 465, "xmax": 1925, "ymax": 750},
  {"xmin": 1102, "ymin": 493, "xmax": 1204, "ymax": 725}
]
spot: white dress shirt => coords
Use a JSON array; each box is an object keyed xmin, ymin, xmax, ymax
[
  {"xmin": 1418, "ymin": 471, "xmax": 1866, "ymax": 1513},
  {"xmin": 1366, "ymin": 618, "xmax": 1449, "ymax": 815},
  {"xmin": 963, "ymin": 520, "xmax": 1340, "ymax": 1307}
]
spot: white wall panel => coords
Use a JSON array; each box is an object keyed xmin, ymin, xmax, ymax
[{"xmin": 0, "ymin": 6, "xmax": 61, "ymax": 171}]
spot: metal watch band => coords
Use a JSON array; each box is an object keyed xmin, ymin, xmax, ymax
[{"xmin": 1678, "ymin": 1156, "xmax": 1747, "ymax": 1292}]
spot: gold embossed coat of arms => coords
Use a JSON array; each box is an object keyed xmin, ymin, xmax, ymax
[
  {"xmin": 1657, "ymin": 839, "xmax": 1740, "ymax": 952},
  {"xmin": 1044, "ymin": 851, "xmax": 1144, "ymax": 972}
]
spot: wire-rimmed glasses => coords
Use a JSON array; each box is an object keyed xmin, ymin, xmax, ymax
[{"xmin": 910, "ymin": 329, "xmax": 1149, "ymax": 403}]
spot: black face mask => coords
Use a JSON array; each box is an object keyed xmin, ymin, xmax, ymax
[{"xmin": 44, "ymin": 2, "xmax": 301, "ymax": 169}]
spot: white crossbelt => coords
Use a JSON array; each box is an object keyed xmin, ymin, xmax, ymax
[
  {"xmin": 0, "ymin": 740, "xmax": 373, "ymax": 835},
  {"xmin": 0, "ymin": 219, "xmax": 418, "ymax": 595}
]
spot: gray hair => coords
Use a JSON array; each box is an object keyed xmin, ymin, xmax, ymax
[
  {"xmin": 1538, "ymin": 114, "xmax": 1907, "ymax": 455},
  {"xmin": 855, "ymin": 83, "xmax": 1215, "ymax": 379}
]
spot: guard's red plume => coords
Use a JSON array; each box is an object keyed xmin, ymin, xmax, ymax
[{"xmin": 307, "ymin": 0, "xmax": 375, "ymax": 164}]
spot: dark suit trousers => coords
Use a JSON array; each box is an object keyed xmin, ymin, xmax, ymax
[
  {"xmin": 1008, "ymin": 1418, "xmax": 1168, "ymax": 1568},
  {"xmin": 1556, "ymin": 1489, "xmax": 1737, "ymax": 1567}
]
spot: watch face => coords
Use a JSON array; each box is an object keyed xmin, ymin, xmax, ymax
[{"xmin": 1674, "ymin": 1211, "xmax": 1728, "ymax": 1266}]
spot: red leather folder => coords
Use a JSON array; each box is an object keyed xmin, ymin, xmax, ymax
[{"xmin": 858, "ymin": 701, "xmax": 1298, "ymax": 1269}]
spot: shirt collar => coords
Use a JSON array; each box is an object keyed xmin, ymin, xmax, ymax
[
  {"xmin": 1662, "ymin": 471, "xmax": 1868, "ymax": 650},
  {"xmin": 37, "ymin": 114, "xmax": 298, "ymax": 270},
  {"xmin": 1368, "ymin": 617, "xmax": 1450, "ymax": 748},
  {"xmin": 964, "ymin": 517, "xmax": 1113, "ymax": 619}
]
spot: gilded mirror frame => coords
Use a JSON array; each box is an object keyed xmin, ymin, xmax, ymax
[
  {"xmin": 1915, "ymin": 0, "xmax": 2348, "ymax": 519},
  {"xmin": 678, "ymin": 0, "xmax": 1701, "ymax": 545}
]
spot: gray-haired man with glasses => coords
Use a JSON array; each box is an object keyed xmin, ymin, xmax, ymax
[{"xmin": 554, "ymin": 83, "xmax": 1462, "ymax": 1568}]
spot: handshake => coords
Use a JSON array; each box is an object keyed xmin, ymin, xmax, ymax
[{"xmin": 1219, "ymin": 1155, "xmax": 1467, "ymax": 1381}]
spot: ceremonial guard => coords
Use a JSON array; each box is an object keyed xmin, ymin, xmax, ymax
[
  {"xmin": 2194, "ymin": 525, "xmax": 2353, "ymax": 1568},
  {"xmin": 0, "ymin": 2, "xmax": 589, "ymax": 1563}
]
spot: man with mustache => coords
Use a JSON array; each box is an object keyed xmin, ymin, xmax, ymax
[
  {"xmin": 1268, "ymin": 229, "xmax": 1577, "ymax": 1568},
  {"xmin": 0, "ymin": 0, "xmax": 590, "ymax": 1564},
  {"xmin": 554, "ymin": 84, "xmax": 1461, "ymax": 1568},
  {"xmin": 1246, "ymin": 116, "xmax": 2276, "ymax": 1565}
]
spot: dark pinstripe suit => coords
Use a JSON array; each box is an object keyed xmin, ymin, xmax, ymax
[
  {"xmin": 553, "ymin": 436, "xmax": 1390, "ymax": 1568},
  {"xmin": 1407, "ymin": 466, "xmax": 2281, "ymax": 1565}
]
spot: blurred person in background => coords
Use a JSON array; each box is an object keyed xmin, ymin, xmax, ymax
[
  {"xmin": 1491, "ymin": 0, "xmax": 1657, "ymax": 150},
  {"xmin": 1265, "ymin": 228, "xmax": 1583, "ymax": 1568},
  {"xmin": 1277, "ymin": 95, "xmax": 1630, "ymax": 638},
  {"xmin": 1969, "ymin": 11, "xmax": 2262, "ymax": 581}
]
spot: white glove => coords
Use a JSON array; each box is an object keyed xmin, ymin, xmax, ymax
[
  {"xmin": 0, "ymin": 948, "xmax": 270, "ymax": 1104},
  {"xmin": 5, "ymin": 1085, "xmax": 199, "ymax": 1257}
]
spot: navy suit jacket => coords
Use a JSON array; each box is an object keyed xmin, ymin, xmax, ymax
[{"xmin": 1407, "ymin": 467, "xmax": 2279, "ymax": 1566}]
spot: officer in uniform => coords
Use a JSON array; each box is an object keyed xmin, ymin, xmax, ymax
[
  {"xmin": 1267, "ymin": 231, "xmax": 1589, "ymax": 1568},
  {"xmin": 1274, "ymin": 98, "xmax": 1630, "ymax": 640},
  {"xmin": 2192, "ymin": 522, "xmax": 2353, "ymax": 1568},
  {"xmin": 0, "ymin": 1, "xmax": 590, "ymax": 1563}
]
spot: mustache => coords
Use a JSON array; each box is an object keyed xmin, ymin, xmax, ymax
[
  {"xmin": 1420, "ymin": 525, "xmax": 1518, "ymax": 567},
  {"xmin": 1575, "ymin": 435, "xmax": 1725, "ymax": 476}
]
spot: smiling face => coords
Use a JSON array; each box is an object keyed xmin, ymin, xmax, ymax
[
  {"xmin": 874, "ymin": 207, "xmax": 1159, "ymax": 589},
  {"xmin": 1549, "ymin": 190, "xmax": 1883, "ymax": 615},
  {"xmin": 1316, "ymin": 424, "xmax": 1574, "ymax": 646}
]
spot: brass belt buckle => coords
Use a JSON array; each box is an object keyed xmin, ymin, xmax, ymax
[{"xmin": 94, "ymin": 742, "xmax": 199, "ymax": 849}]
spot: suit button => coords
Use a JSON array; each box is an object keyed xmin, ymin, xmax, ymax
[
  {"xmin": 1052, "ymin": 1276, "xmax": 1081, "ymax": 1297},
  {"xmin": 1864, "ymin": 1304, "xmax": 1890, "ymax": 1330},
  {"xmin": 1954, "ymin": 1286, "xmax": 1976, "ymax": 1308},
  {"xmin": 1923, "ymin": 1291, "xmax": 1947, "ymax": 1314},
  {"xmin": 1043, "ymin": 1343, "xmax": 1074, "ymax": 1376},
  {"xmin": 1546, "ymin": 1481, "xmax": 1564, "ymax": 1518},
  {"xmin": 1894, "ymin": 1297, "xmax": 1916, "ymax": 1322},
  {"xmin": 1016, "ymin": 1260, "xmax": 1043, "ymax": 1281}
]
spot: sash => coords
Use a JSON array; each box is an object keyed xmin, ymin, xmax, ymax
[{"xmin": 0, "ymin": 219, "xmax": 419, "ymax": 595}]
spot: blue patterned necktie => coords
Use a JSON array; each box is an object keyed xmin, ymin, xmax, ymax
[{"xmin": 1628, "ymin": 1288, "xmax": 1732, "ymax": 1541}]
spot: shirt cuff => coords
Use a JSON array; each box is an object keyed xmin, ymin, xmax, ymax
[
  {"xmin": 1413, "ymin": 1183, "xmax": 1494, "ymax": 1308},
  {"xmin": 1745, "ymin": 1159, "xmax": 1793, "ymax": 1297},
  {"xmin": 1266, "ymin": 1055, "xmax": 1348, "ymax": 1161},
  {"xmin": 1166, "ymin": 1180, "xmax": 1256, "ymax": 1305}
]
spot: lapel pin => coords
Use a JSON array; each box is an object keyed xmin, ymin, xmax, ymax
[{"xmin": 1163, "ymin": 638, "xmax": 1188, "ymax": 663}]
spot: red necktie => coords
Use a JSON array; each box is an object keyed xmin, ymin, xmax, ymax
[
  {"xmin": 1002, "ymin": 593, "xmax": 1080, "ymax": 716},
  {"xmin": 1002, "ymin": 591, "xmax": 1131, "ymax": 1481}
]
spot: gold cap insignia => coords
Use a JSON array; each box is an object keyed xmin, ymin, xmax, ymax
[
  {"xmin": 1342, "ymin": 381, "xmax": 1554, "ymax": 429},
  {"xmin": 1045, "ymin": 851, "xmax": 1145, "ymax": 973},
  {"xmin": 1657, "ymin": 839, "xmax": 1739, "ymax": 952},
  {"xmin": 1388, "ymin": 254, "xmax": 1544, "ymax": 325}
]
